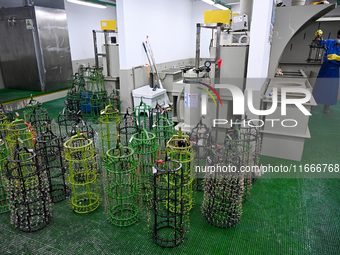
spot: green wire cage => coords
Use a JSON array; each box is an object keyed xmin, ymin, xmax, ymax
[
  {"xmin": 166, "ymin": 128, "xmax": 195, "ymax": 214},
  {"xmin": 0, "ymin": 141, "xmax": 10, "ymax": 214},
  {"xmin": 134, "ymin": 100, "xmax": 152, "ymax": 131},
  {"xmin": 130, "ymin": 128, "xmax": 158, "ymax": 202},
  {"xmin": 104, "ymin": 145, "xmax": 139, "ymax": 227},
  {"xmin": 64, "ymin": 131, "xmax": 100, "ymax": 213},
  {"xmin": 89, "ymin": 70, "xmax": 107, "ymax": 120},
  {"xmin": 107, "ymin": 90, "xmax": 122, "ymax": 114},
  {"xmin": 67, "ymin": 73, "xmax": 85, "ymax": 112},
  {"xmin": 152, "ymin": 116, "xmax": 175, "ymax": 158},
  {"xmin": 6, "ymin": 117, "xmax": 34, "ymax": 154},
  {"xmin": 99, "ymin": 102, "xmax": 120, "ymax": 157},
  {"xmin": 0, "ymin": 112, "xmax": 8, "ymax": 139}
]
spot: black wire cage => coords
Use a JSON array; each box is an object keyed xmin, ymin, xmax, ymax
[
  {"xmin": 28, "ymin": 104, "xmax": 51, "ymax": 138},
  {"xmin": 6, "ymin": 147, "xmax": 52, "ymax": 232},
  {"xmin": 118, "ymin": 109, "xmax": 138, "ymax": 147},
  {"xmin": 35, "ymin": 127, "xmax": 68, "ymax": 203},
  {"xmin": 152, "ymin": 157, "xmax": 186, "ymax": 248},
  {"xmin": 57, "ymin": 107, "xmax": 81, "ymax": 144}
]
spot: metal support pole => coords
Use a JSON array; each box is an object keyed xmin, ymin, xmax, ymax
[
  {"xmin": 93, "ymin": 30, "xmax": 99, "ymax": 68},
  {"xmin": 195, "ymin": 24, "xmax": 201, "ymax": 70}
]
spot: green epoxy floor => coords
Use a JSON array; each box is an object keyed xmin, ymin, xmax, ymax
[
  {"xmin": 0, "ymin": 88, "xmax": 67, "ymax": 104},
  {"xmin": 0, "ymin": 98, "xmax": 339, "ymax": 255}
]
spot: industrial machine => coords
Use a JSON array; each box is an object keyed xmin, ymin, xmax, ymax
[
  {"xmin": 93, "ymin": 29, "xmax": 120, "ymax": 92},
  {"xmin": 174, "ymin": 23, "xmax": 249, "ymax": 139},
  {"xmin": 0, "ymin": 6, "xmax": 72, "ymax": 92}
]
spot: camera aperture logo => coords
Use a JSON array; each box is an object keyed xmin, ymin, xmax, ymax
[{"xmin": 199, "ymin": 84, "xmax": 312, "ymax": 128}]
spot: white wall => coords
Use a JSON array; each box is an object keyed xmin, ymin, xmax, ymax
[
  {"xmin": 246, "ymin": 0, "xmax": 274, "ymax": 87},
  {"xmin": 64, "ymin": 0, "xmax": 116, "ymax": 61},
  {"xmin": 117, "ymin": 0, "xmax": 193, "ymax": 69}
]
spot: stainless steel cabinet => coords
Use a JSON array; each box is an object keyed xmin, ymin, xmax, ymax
[{"xmin": 0, "ymin": 6, "xmax": 72, "ymax": 91}]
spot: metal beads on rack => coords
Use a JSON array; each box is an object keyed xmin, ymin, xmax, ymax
[
  {"xmin": 6, "ymin": 147, "xmax": 52, "ymax": 232},
  {"xmin": 35, "ymin": 127, "xmax": 68, "ymax": 203},
  {"xmin": 202, "ymin": 148, "xmax": 244, "ymax": 228}
]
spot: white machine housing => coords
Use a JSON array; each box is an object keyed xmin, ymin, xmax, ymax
[
  {"xmin": 219, "ymin": 31, "xmax": 250, "ymax": 46},
  {"xmin": 232, "ymin": 14, "xmax": 248, "ymax": 31}
]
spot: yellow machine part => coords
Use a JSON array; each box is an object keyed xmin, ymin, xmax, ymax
[
  {"xmin": 311, "ymin": 1, "xmax": 327, "ymax": 5},
  {"xmin": 204, "ymin": 10, "xmax": 231, "ymax": 24},
  {"xmin": 101, "ymin": 20, "xmax": 116, "ymax": 30}
]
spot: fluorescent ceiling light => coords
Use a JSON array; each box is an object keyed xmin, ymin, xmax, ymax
[
  {"xmin": 67, "ymin": 0, "xmax": 107, "ymax": 9},
  {"xmin": 201, "ymin": 0, "xmax": 214, "ymax": 5},
  {"xmin": 201, "ymin": 0, "xmax": 230, "ymax": 10}
]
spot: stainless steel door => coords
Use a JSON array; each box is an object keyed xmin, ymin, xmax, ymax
[
  {"xmin": 0, "ymin": 7, "xmax": 42, "ymax": 91},
  {"xmin": 35, "ymin": 6, "xmax": 72, "ymax": 91}
]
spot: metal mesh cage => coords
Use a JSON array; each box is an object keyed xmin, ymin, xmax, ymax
[
  {"xmin": 23, "ymin": 96, "xmax": 40, "ymax": 122},
  {"xmin": 35, "ymin": 128, "xmax": 68, "ymax": 203},
  {"xmin": 107, "ymin": 90, "xmax": 122, "ymax": 114},
  {"xmin": 6, "ymin": 117, "xmax": 34, "ymax": 155},
  {"xmin": 152, "ymin": 158, "xmax": 186, "ymax": 248},
  {"xmin": 130, "ymin": 129, "xmax": 158, "ymax": 202},
  {"xmin": 118, "ymin": 109, "xmax": 138, "ymax": 147},
  {"xmin": 152, "ymin": 117, "xmax": 175, "ymax": 158},
  {"xmin": 28, "ymin": 105, "xmax": 51, "ymax": 138},
  {"xmin": 104, "ymin": 145, "xmax": 139, "ymax": 227},
  {"xmin": 0, "ymin": 141, "xmax": 10, "ymax": 214},
  {"xmin": 67, "ymin": 73, "xmax": 85, "ymax": 112},
  {"xmin": 57, "ymin": 108, "xmax": 81, "ymax": 144},
  {"xmin": 150, "ymin": 103, "xmax": 173, "ymax": 126},
  {"xmin": 6, "ymin": 147, "xmax": 52, "ymax": 232},
  {"xmin": 189, "ymin": 119, "xmax": 213, "ymax": 191},
  {"xmin": 223, "ymin": 120, "xmax": 263, "ymax": 201},
  {"xmin": 70, "ymin": 118, "xmax": 96, "ymax": 147},
  {"xmin": 99, "ymin": 103, "xmax": 120, "ymax": 156},
  {"xmin": 134, "ymin": 100, "xmax": 152, "ymax": 131},
  {"xmin": 0, "ymin": 112, "xmax": 8, "ymax": 140},
  {"xmin": 166, "ymin": 129, "xmax": 195, "ymax": 213},
  {"xmin": 64, "ymin": 131, "xmax": 99, "ymax": 213},
  {"xmin": 202, "ymin": 148, "xmax": 244, "ymax": 228}
]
